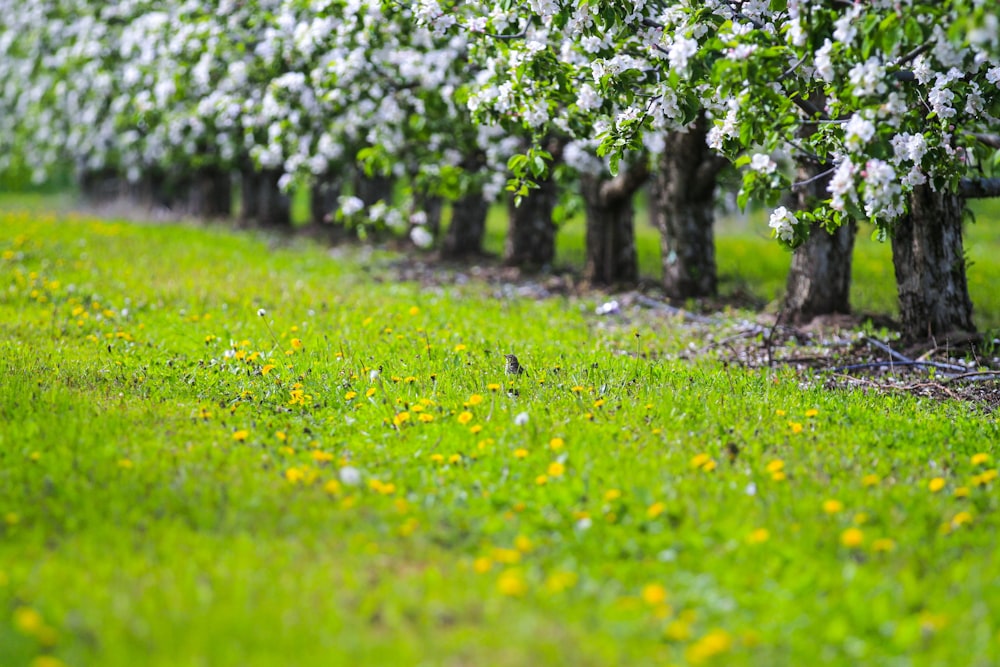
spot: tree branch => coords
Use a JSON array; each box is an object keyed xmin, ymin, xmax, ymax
[
  {"xmin": 972, "ymin": 133, "xmax": 1000, "ymax": 149},
  {"xmin": 892, "ymin": 41, "xmax": 934, "ymax": 68},
  {"xmin": 959, "ymin": 177, "xmax": 1000, "ymax": 199},
  {"xmin": 791, "ymin": 166, "xmax": 835, "ymax": 192},
  {"xmin": 599, "ymin": 157, "xmax": 650, "ymax": 204}
]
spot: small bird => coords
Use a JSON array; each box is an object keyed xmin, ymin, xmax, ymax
[{"xmin": 504, "ymin": 353, "xmax": 526, "ymax": 376}]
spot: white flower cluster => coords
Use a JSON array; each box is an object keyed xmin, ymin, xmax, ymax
[{"xmin": 768, "ymin": 206, "xmax": 798, "ymax": 243}]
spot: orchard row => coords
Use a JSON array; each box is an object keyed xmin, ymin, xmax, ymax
[{"xmin": 2, "ymin": 1, "xmax": 999, "ymax": 339}]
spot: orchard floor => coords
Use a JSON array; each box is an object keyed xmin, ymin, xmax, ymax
[{"xmin": 1, "ymin": 202, "xmax": 999, "ymax": 666}]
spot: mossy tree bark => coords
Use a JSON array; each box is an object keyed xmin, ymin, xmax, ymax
[
  {"xmin": 504, "ymin": 175, "xmax": 557, "ymax": 268},
  {"xmin": 783, "ymin": 160, "xmax": 856, "ymax": 323},
  {"xmin": 580, "ymin": 160, "xmax": 648, "ymax": 286},
  {"xmin": 442, "ymin": 191, "xmax": 488, "ymax": 259},
  {"xmin": 651, "ymin": 115, "xmax": 727, "ymax": 299},
  {"xmin": 891, "ymin": 185, "xmax": 974, "ymax": 341}
]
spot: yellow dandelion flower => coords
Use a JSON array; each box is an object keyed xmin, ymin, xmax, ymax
[
  {"xmin": 487, "ymin": 383, "xmax": 501, "ymax": 392},
  {"xmin": 544, "ymin": 570, "xmax": 578, "ymax": 594},
  {"xmin": 604, "ymin": 488, "xmax": 622, "ymax": 502},
  {"xmin": 788, "ymin": 421, "xmax": 803, "ymax": 434},
  {"xmin": 466, "ymin": 394, "xmax": 484, "ymax": 406},
  {"xmin": 429, "ymin": 453, "xmax": 444, "ymax": 464},
  {"xmin": 311, "ymin": 451, "xmax": 334, "ymax": 463},
  {"xmin": 497, "ymin": 569, "xmax": 527, "ymax": 597},
  {"xmin": 766, "ymin": 460, "xmax": 784, "ymax": 473},
  {"xmin": 822, "ymin": 499, "xmax": 844, "ymax": 514},
  {"xmin": 448, "ymin": 454, "xmax": 461, "ymax": 464},
  {"xmin": 418, "ymin": 413, "xmax": 434, "ymax": 423},
  {"xmin": 393, "ymin": 412, "xmax": 410, "ymax": 427},
  {"xmin": 549, "ymin": 437, "xmax": 565, "ymax": 450},
  {"xmin": 473, "ymin": 557, "xmax": 492, "ymax": 573},
  {"xmin": 454, "ymin": 343, "xmax": 467, "ymax": 351},
  {"xmin": 771, "ymin": 471, "xmax": 787, "ymax": 481},
  {"xmin": 469, "ymin": 424, "xmax": 483, "ymax": 434},
  {"xmin": 702, "ymin": 459, "xmax": 717, "ymax": 472},
  {"xmin": 840, "ymin": 527, "xmax": 864, "ymax": 548},
  {"xmin": 954, "ymin": 486, "xmax": 970, "ymax": 498},
  {"xmin": 344, "ymin": 391, "xmax": 357, "ymax": 400},
  {"xmin": 928, "ymin": 477, "xmax": 946, "ymax": 493},
  {"xmin": 515, "ymin": 535, "xmax": 533, "ymax": 552},
  {"xmin": 493, "ymin": 547, "xmax": 521, "ymax": 564},
  {"xmin": 690, "ymin": 453, "xmax": 712, "ymax": 469},
  {"xmin": 290, "ymin": 338, "xmax": 303, "ymax": 350},
  {"xmin": 685, "ymin": 629, "xmax": 733, "ymax": 665},
  {"xmin": 232, "ymin": 429, "xmax": 249, "ymax": 442},
  {"xmin": 408, "ymin": 306, "xmax": 420, "ymax": 316},
  {"xmin": 514, "ymin": 448, "xmax": 529, "ymax": 459},
  {"xmin": 285, "ymin": 467, "xmax": 304, "ymax": 484},
  {"xmin": 871, "ymin": 538, "xmax": 896, "ymax": 552},
  {"xmin": 458, "ymin": 411, "xmax": 474, "ymax": 425},
  {"xmin": 747, "ymin": 528, "xmax": 770, "ymax": 544},
  {"xmin": 14, "ymin": 607, "xmax": 44, "ymax": 635},
  {"xmin": 664, "ymin": 619, "xmax": 693, "ymax": 642},
  {"xmin": 971, "ymin": 453, "xmax": 990, "ymax": 466},
  {"xmin": 641, "ymin": 583, "xmax": 668, "ymax": 606},
  {"xmin": 399, "ymin": 517, "xmax": 419, "ymax": 536},
  {"xmin": 775, "ymin": 409, "xmax": 786, "ymax": 416},
  {"xmin": 365, "ymin": 387, "xmax": 376, "ymax": 397},
  {"xmin": 805, "ymin": 408, "xmax": 819, "ymax": 417},
  {"xmin": 647, "ymin": 501, "xmax": 666, "ymax": 519},
  {"xmin": 862, "ymin": 473, "xmax": 880, "ymax": 487},
  {"xmin": 118, "ymin": 459, "xmax": 134, "ymax": 469},
  {"xmin": 571, "ymin": 385, "xmax": 584, "ymax": 393},
  {"xmin": 324, "ymin": 479, "xmax": 342, "ymax": 495},
  {"xmin": 593, "ymin": 398, "xmax": 605, "ymax": 408},
  {"xmin": 547, "ymin": 461, "xmax": 566, "ymax": 477},
  {"xmin": 535, "ymin": 475, "xmax": 548, "ymax": 486},
  {"xmin": 951, "ymin": 511, "xmax": 974, "ymax": 527},
  {"xmin": 261, "ymin": 364, "xmax": 276, "ymax": 375}
]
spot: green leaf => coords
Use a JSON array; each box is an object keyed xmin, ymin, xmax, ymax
[{"xmin": 903, "ymin": 17, "xmax": 923, "ymax": 44}]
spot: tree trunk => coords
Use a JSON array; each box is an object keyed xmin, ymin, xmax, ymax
[
  {"xmin": 580, "ymin": 162, "xmax": 649, "ymax": 286},
  {"xmin": 783, "ymin": 221, "xmax": 856, "ymax": 322},
  {"xmin": 413, "ymin": 191, "xmax": 444, "ymax": 238},
  {"xmin": 651, "ymin": 115, "xmax": 725, "ymax": 299},
  {"xmin": 504, "ymin": 175, "xmax": 557, "ymax": 268},
  {"xmin": 255, "ymin": 169, "xmax": 291, "ymax": 227},
  {"xmin": 783, "ymin": 160, "xmax": 856, "ymax": 323},
  {"xmin": 310, "ymin": 173, "xmax": 342, "ymax": 226},
  {"xmin": 239, "ymin": 168, "xmax": 260, "ymax": 226},
  {"xmin": 173, "ymin": 167, "xmax": 232, "ymax": 219},
  {"xmin": 891, "ymin": 185, "xmax": 974, "ymax": 341},
  {"xmin": 79, "ymin": 167, "xmax": 127, "ymax": 204},
  {"xmin": 353, "ymin": 171, "xmax": 394, "ymax": 206},
  {"xmin": 441, "ymin": 191, "xmax": 488, "ymax": 259}
]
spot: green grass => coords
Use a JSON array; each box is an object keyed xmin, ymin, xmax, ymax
[{"xmin": 1, "ymin": 205, "xmax": 999, "ymax": 667}]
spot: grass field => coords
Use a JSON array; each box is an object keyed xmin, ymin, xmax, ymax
[{"xmin": 1, "ymin": 200, "xmax": 999, "ymax": 666}]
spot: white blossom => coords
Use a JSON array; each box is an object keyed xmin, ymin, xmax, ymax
[
  {"xmin": 768, "ymin": 206, "xmax": 798, "ymax": 243},
  {"xmin": 410, "ymin": 226, "xmax": 434, "ymax": 249},
  {"xmin": 750, "ymin": 153, "xmax": 777, "ymax": 174}
]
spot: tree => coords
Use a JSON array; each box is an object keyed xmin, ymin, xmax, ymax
[
  {"xmin": 651, "ymin": 116, "xmax": 727, "ymax": 300},
  {"xmin": 456, "ymin": 2, "xmax": 1000, "ymax": 340}
]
